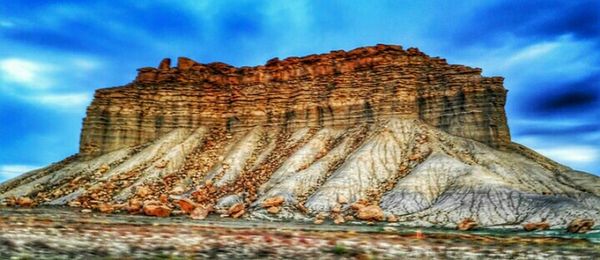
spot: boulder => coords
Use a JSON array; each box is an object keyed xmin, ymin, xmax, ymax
[
  {"xmin": 457, "ymin": 218, "xmax": 478, "ymax": 231},
  {"xmin": 97, "ymin": 203, "xmax": 114, "ymax": 214},
  {"xmin": 190, "ymin": 204, "xmax": 213, "ymax": 220},
  {"xmin": 356, "ymin": 205, "xmax": 384, "ymax": 221},
  {"xmin": 337, "ymin": 195, "xmax": 348, "ymax": 204},
  {"xmin": 135, "ymin": 186, "xmax": 152, "ymax": 198},
  {"xmin": 176, "ymin": 198, "xmax": 197, "ymax": 214},
  {"xmin": 262, "ymin": 196, "xmax": 285, "ymax": 208},
  {"xmin": 143, "ymin": 201, "xmax": 171, "ymax": 217},
  {"xmin": 267, "ymin": 206, "xmax": 280, "ymax": 214},
  {"xmin": 567, "ymin": 219, "xmax": 595, "ymax": 233},
  {"xmin": 522, "ymin": 222, "xmax": 550, "ymax": 232},
  {"xmin": 126, "ymin": 199, "xmax": 143, "ymax": 214},
  {"xmin": 16, "ymin": 197, "xmax": 33, "ymax": 207},
  {"xmin": 333, "ymin": 214, "xmax": 345, "ymax": 224},
  {"xmin": 228, "ymin": 203, "xmax": 245, "ymax": 217}
]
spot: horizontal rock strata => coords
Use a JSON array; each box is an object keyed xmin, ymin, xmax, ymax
[
  {"xmin": 1, "ymin": 44, "xmax": 598, "ymax": 230},
  {"xmin": 80, "ymin": 44, "xmax": 509, "ymax": 156}
]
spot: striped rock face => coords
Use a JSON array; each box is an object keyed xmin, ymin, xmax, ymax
[{"xmin": 1, "ymin": 45, "xmax": 599, "ymax": 228}]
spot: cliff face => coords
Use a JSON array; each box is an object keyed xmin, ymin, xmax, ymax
[
  {"xmin": 2, "ymin": 44, "xmax": 599, "ymax": 229},
  {"xmin": 80, "ymin": 44, "xmax": 509, "ymax": 156}
]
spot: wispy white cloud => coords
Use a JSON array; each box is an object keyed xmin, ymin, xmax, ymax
[
  {"xmin": 0, "ymin": 164, "xmax": 40, "ymax": 181},
  {"xmin": 537, "ymin": 146, "xmax": 598, "ymax": 164},
  {"xmin": 513, "ymin": 136, "xmax": 599, "ymax": 174},
  {"xmin": 0, "ymin": 58, "xmax": 54, "ymax": 88},
  {"xmin": 28, "ymin": 93, "xmax": 91, "ymax": 109},
  {"xmin": 504, "ymin": 41, "xmax": 559, "ymax": 67},
  {"xmin": 451, "ymin": 35, "xmax": 600, "ymax": 85},
  {"xmin": 0, "ymin": 56, "xmax": 97, "ymax": 110}
]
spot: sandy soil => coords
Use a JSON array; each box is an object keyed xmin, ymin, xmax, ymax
[{"xmin": 0, "ymin": 207, "xmax": 599, "ymax": 259}]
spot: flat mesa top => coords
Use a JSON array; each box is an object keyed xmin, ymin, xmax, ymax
[{"xmin": 133, "ymin": 44, "xmax": 500, "ymax": 85}]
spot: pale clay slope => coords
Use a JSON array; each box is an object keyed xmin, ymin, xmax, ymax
[
  {"xmin": 252, "ymin": 127, "xmax": 364, "ymax": 213},
  {"xmin": 1, "ymin": 118, "xmax": 599, "ymax": 228},
  {"xmin": 113, "ymin": 127, "xmax": 209, "ymax": 201},
  {"xmin": 203, "ymin": 126, "xmax": 264, "ymax": 187},
  {"xmin": 46, "ymin": 128, "xmax": 192, "ymax": 205}
]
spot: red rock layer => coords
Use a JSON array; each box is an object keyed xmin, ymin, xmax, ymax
[{"xmin": 79, "ymin": 44, "xmax": 510, "ymax": 155}]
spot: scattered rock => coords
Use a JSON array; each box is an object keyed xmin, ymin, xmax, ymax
[
  {"xmin": 457, "ymin": 218, "xmax": 478, "ymax": 231},
  {"xmin": 337, "ymin": 195, "xmax": 348, "ymax": 204},
  {"xmin": 409, "ymin": 153, "xmax": 422, "ymax": 161},
  {"xmin": 68, "ymin": 200, "xmax": 81, "ymax": 207},
  {"xmin": 16, "ymin": 197, "xmax": 33, "ymax": 207},
  {"xmin": 344, "ymin": 215, "xmax": 355, "ymax": 222},
  {"xmin": 333, "ymin": 214, "xmax": 345, "ymax": 224},
  {"xmin": 228, "ymin": 203, "xmax": 245, "ymax": 217},
  {"xmin": 262, "ymin": 196, "xmax": 285, "ymax": 208},
  {"xmin": 155, "ymin": 160, "xmax": 168, "ymax": 168},
  {"xmin": 231, "ymin": 209, "xmax": 245, "ymax": 219},
  {"xmin": 267, "ymin": 206, "xmax": 280, "ymax": 214},
  {"xmin": 97, "ymin": 203, "xmax": 114, "ymax": 214},
  {"xmin": 126, "ymin": 199, "xmax": 143, "ymax": 214},
  {"xmin": 331, "ymin": 204, "xmax": 342, "ymax": 213},
  {"xmin": 567, "ymin": 219, "xmax": 595, "ymax": 233},
  {"xmin": 136, "ymin": 186, "xmax": 151, "ymax": 198},
  {"xmin": 350, "ymin": 199, "xmax": 369, "ymax": 211},
  {"xmin": 356, "ymin": 205, "xmax": 384, "ymax": 221},
  {"xmin": 176, "ymin": 198, "xmax": 197, "ymax": 214},
  {"xmin": 52, "ymin": 189, "xmax": 63, "ymax": 197},
  {"xmin": 387, "ymin": 214, "xmax": 398, "ymax": 223},
  {"xmin": 316, "ymin": 212, "xmax": 328, "ymax": 219},
  {"xmin": 159, "ymin": 194, "xmax": 169, "ymax": 204},
  {"xmin": 296, "ymin": 203, "xmax": 308, "ymax": 214},
  {"xmin": 4, "ymin": 197, "xmax": 16, "ymax": 207},
  {"xmin": 98, "ymin": 164, "xmax": 110, "ymax": 174},
  {"xmin": 190, "ymin": 204, "xmax": 213, "ymax": 220},
  {"xmin": 143, "ymin": 201, "xmax": 171, "ymax": 217},
  {"xmin": 522, "ymin": 222, "xmax": 550, "ymax": 232}
]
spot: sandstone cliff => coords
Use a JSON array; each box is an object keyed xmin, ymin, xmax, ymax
[
  {"xmin": 1, "ymin": 44, "xmax": 598, "ymax": 230},
  {"xmin": 79, "ymin": 44, "xmax": 509, "ymax": 156}
]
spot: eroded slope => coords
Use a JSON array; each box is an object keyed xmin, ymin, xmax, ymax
[{"xmin": 2, "ymin": 119, "xmax": 598, "ymax": 229}]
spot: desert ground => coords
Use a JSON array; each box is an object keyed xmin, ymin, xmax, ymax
[{"xmin": 1, "ymin": 207, "xmax": 598, "ymax": 259}]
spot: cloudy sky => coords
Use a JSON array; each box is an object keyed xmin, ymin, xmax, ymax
[{"xmin": 0, "ymin": 0, "xmax": 598, "ymax": 181}]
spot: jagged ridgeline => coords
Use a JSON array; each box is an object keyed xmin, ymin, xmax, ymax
[{"xmin": 1, "ymin": 44, "xmax": 599, "ymax": 230}]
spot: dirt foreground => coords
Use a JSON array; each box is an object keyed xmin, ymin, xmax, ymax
[{"xmin": 1, "ymin": 207, "xmax": 599, "ymax": 259}]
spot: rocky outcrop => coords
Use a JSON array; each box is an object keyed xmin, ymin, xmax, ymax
[
  {"xmin": 1, "ymin": 44, "xmax": 598, "ymax": 230},
  {"xmin": 79, "ymin": 44, "xmax": 509, "ymax": 156}
]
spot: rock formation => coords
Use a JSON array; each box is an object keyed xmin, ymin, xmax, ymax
[
  {"xmin": 1, "ymin": 44, "xmax": 599, "ymax": 229},
  {"xmin": 79, "ymin": 45, "xmax": 510, "ymax": 156}
]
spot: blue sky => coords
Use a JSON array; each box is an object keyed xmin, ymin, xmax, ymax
[{"xmin": 0, "ymin": 0, "xmax": 598, "ymax": 181}]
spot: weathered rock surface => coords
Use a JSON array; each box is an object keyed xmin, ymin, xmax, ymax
[
  {"xmin": 1, "ymin": 44, "xmax": 598, "ymax": 229},
  {"xmin": 78, "ymin": 44, "xmax": 509, "ymax": 156}
]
